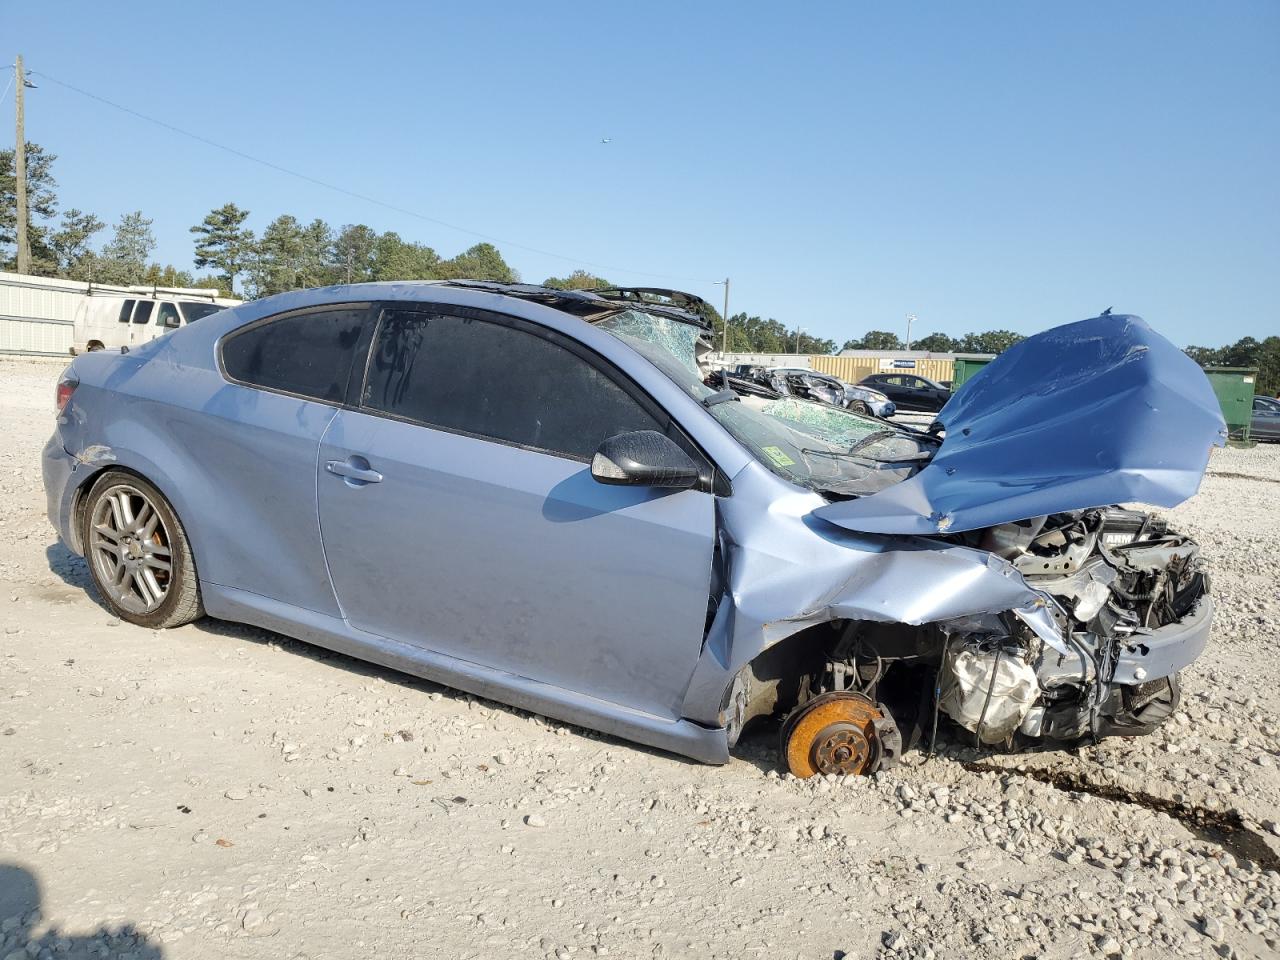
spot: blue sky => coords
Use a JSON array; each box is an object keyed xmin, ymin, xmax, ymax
[{"xmin": 6, "ymin": 1, "xmax": 1277, "ymax": 347}]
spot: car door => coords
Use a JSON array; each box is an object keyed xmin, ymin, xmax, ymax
[
  {"xmin": 1254, "ymin": 398, "xmax": 1280, "ymax": 440},
  {"xmin": 316, "ymin": 303, "xmax": 717, "ymax": 719},
  {"xmin": 923, "ymin": 377, "xmax": 952, "ymax": 410},
  {"xmin": 129, "ymin": 300, "xmax": 155, "ymax": 345},
  {"xmin": 902, "ymin": 376, "xmax": 941, "ymax": 411},
  {"xmin": 873, "ymin": 375, "xmax": 911, "ymax": 407},
  {"xmin": 906, "ymin": 373, "xmax": 947, "ymax": 412},
  {"xmin": 109, "ymin": 299, "xmax": 136, "ymax": 349},
  {"xmin": 155, "ymin": 302, "xmax": 182, "ymax": 340}
]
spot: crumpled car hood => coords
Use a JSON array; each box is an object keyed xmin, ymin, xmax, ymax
[{"xmin": 814, "ymin": 314, "xmax": 1227, "ymax": 535}]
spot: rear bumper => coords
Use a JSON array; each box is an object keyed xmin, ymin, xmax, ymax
[{"xmin": 42, "ymin": 435, "xmax": 82, "ymax": 554}]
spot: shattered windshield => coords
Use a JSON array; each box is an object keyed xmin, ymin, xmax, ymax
[{"xmin": 596, "ymin": 311, "xmax": 934, "ymax": 497}]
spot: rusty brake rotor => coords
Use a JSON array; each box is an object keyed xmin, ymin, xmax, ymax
[{"xmin": 780, "ymin": 691, "xmax": 890, "ymax": 778}]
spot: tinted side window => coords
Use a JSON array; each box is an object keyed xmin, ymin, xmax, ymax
[
  {"xmin": 363, "ymin": 310, "xmax": 661, "ymax": 461},
  {"xmin": 181, "ymin": 302, "xmax": 221, "ymax": 323},
  {"xmin": 132, "ymin": 301, "xmax": 155, "ymax": 325},
  {"xmin": 118, "ymin": 300, "xmax": 136, "ymax": 323},
  {"xmin": 222, "ymin": 307, "xmax": 367, "ymax": 403}
]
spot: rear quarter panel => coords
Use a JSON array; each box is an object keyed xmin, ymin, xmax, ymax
[{"xmin": 59, "ymin": 319, "xmax": 342, "ymax": 618}]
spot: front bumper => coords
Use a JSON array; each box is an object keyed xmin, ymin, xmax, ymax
[
  {"xmin": 847, "ymin": 395, "xmax": 896, "ymax": 418},
  {"xmin": 1112, "ymin": 595, "xmax": 1213, "ymax": 685}
]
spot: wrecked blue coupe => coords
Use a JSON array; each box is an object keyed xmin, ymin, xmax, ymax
[{"xmin": 42, "ymin": 283, "xmax": 1225, "ymax": 776}]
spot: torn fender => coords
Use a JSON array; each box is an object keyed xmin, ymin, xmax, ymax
[
  {"xmin": 813, "ymin": 314, "xmax": 1227, "ymax": 536},
  {"xmin": 679, "ymin": 468, "xmax": 1071, "ymax": 728}
]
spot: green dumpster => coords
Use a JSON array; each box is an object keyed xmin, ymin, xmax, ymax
[
  {"xmin": 1203, "ymin": 366, "xmax": 1258, "ymax": 442},
  {"xmin": 951, "ymin": 354, "xmax": 995, "ymax": 391}
]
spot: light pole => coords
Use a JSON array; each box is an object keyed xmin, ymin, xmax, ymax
[
  {"xmin": 794, "ymin": 327, "xmax": 805, "ymax": 353},
  {"xmin": 14, "ymin": 55, "xmax": 32, "ymax": 275},
  {"xmin": 713, "ymin": 277, "xmax": 730, "ymax": 355},
  {"xmin": 905, "ymin": 314, "xmax": 916, "ymax": 351}
]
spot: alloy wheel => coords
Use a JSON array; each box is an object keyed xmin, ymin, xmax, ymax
[{"xmin": 88, "ymin": 483, "xmax": 173, "ymax": 614}]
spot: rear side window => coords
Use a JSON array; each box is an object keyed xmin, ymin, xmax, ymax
[
  {"xmin": 117, "ymin": 300, "xmax": 136, "ymax": 323},
  {"xmin": 132, "ymin": 301, "xmax": 155, "ymax": 325},
  {"xmin": 181, "ymin": 302, "xmax": 221, "ymax": 323},
  {"xmin": 222, "ymin": 307, "xmax": 367, "ymax": 403},
  {"xmin": 362, "ymin": 309, "xmax": 661, "ymax": 461}
]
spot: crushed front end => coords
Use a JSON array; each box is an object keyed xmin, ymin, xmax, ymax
[
  {"xmin": 936, "ymin": 507, "xmax": 1212, "ymax": 748},
  {"xmin": 704, "ymin": 313, "xmax": 1226, "ymax": 777}
]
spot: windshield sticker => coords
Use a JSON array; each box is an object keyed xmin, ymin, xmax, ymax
[{"xmin": 762, "ymin": 445, "xmax": 796, "ymax": 468}]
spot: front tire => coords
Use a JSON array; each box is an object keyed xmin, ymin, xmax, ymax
[
  {"xmin": 81, "ymin": 471, "xmax": 203, "ymax": 628},
  {"xmin": 848, "ymin": 400, "xmax": 871, "ymax": 416}
]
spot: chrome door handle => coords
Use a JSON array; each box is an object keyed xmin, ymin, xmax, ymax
[{"xmin": 325, "ymin": 457, "xmax": 383, "ymax": 485}]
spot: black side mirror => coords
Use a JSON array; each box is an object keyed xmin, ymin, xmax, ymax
[{"xmin": 591, "ymin": 430, "xmax": 700, "ymax": 489}]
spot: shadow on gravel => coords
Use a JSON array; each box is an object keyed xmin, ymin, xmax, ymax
[
  {"xmin": 0, "ymin": 863, "xmax": 163, "ymax": 959},
  {"xmin": 45, "ymin": 541, "xmax": 92, "ymax": 591},
  {"xmin": 44, "ymin": 541, "xmax": 113, "ymax": 615},
  {"xmin": 189, "ymin": 617, "xmax": 700, "ymax": 770},
  {"xmin": 963, "ymin": 762, "xmax": 1280, "ymax": 871},
  {"xmin": 1206, "ymin": 470, "xmax": 1280, "ymax": 485}
]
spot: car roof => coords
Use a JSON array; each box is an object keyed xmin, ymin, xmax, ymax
[
  {"xmin": 214, "ymin": 280, "xmax": 714, "ymax": 334},
  {"xmin": 443, "ymin": 280, "xmax": 714, "ymax": 330}
]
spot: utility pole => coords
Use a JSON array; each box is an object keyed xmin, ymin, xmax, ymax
[
  {"xmin": 715, "ymin": 277, "xmax": 730, "ymax": 355},
  {"xmin": 794, "ymin": 327, "xmax": 804, "ymax": 353},
  {"xmin": 905, "ymin": 313, "xmax": 916, "ymax": 351},
  {"xmin": 14, "ymin": 55, "xmax": 29, "ymax": 275}
]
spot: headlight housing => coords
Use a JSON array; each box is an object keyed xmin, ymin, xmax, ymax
[{"xmin": 845, "ymin": 386, "xmax": 887, "ymax": 404}]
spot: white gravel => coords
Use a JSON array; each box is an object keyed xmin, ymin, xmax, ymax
[{"xmin": 1, "ymin": 356, "xmax": 1278, "ymax": 959}]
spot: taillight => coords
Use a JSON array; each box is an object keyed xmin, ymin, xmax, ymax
[{"xmin": 56, "ymin": 371, "xmax": 79, "ymax": 414}]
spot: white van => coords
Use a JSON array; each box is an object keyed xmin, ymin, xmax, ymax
[{"xmin": 74, "ymin": 290, "xmax": 240, "ymax": 353}]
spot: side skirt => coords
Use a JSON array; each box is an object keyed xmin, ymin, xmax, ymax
[{"xmin": 200, "ymin": 582, "xmax": 731, "ymax": 765}]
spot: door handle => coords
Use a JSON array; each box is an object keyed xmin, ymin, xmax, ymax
[{"xmin": 325, "ymin": 457, "xmax": 383, "ymax": 485}]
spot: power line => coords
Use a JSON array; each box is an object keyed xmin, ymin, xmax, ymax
[{"xmin": 29, "ymin": 67, "xmax": 719, "ymax": 286}]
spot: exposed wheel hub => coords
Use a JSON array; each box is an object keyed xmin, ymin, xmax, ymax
[{"xmin": 780, "ymin": 691, "xmax": 899, "ymax": 778}]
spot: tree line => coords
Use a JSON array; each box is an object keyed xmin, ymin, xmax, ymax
[
  {"xmin": 2, "ymin": 141, "xmax": 1273, "ymax": 390},
  {"xmin": 1, "ymin": 142, "xmax": 520, "ymax": 297}
]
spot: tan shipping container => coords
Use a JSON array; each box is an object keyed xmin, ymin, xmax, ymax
[{"xmin": 810, "ymin": 355, "xmax": 955, "ymax": 385}]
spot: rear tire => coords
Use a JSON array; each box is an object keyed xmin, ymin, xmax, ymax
[
  {"xmin": 86, "ymin": 341, "xmax": 104, "ymax": 352},
  {"xmin": 81, "ymin": 470, "xmax": 203, "ymax": 628}
]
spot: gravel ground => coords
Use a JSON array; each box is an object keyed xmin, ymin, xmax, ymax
[{"xmin": 1, "ymin": 355, "xmax": 1278, "ymax": 960}]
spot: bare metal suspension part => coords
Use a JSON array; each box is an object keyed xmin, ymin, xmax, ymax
[{"xmin": 780, "ymin": 691, "xmax": 901, "ymax": 778}]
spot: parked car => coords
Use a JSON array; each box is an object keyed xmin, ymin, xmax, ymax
[
  {"xmin": 840, "ymin": 381, "xmax": 896, "ymax": 418},
  {"xmin": 713, "ymin": 366, "xmax": 896, "ymax": 418},
  {"xmin": 1253, "ymin": 395, "xmax": 1280, "ymax": 441},
  {"xmin": 767, "ymin": 368, "xmax": 896, "ymax": 418},
  {"xmin": 73, "ymin": 293, "xmax": 236, "ymax": 354},
  {"xmin": 43, "ymin": 289, "xmax": 1225, "ymax": 777},
  {"xmin": 859, "ymin": 372, "xmax": 952, "ymax": 412}
]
